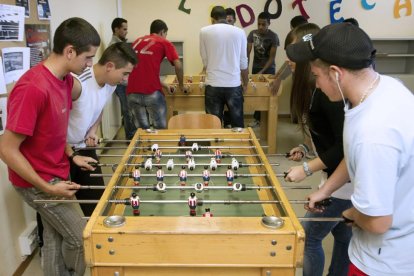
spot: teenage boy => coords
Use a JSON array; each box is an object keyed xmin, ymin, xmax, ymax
[
  {"xmin": 68, "ymin": 42, "xmax": 137, "ymax": 216},
  {"xmin": 0, "ymin": 17, "xmax": 100, "ymax": 276},
  {"xmin": 287, "ymin": 23, "xmax": 414, "ymax": 275}
]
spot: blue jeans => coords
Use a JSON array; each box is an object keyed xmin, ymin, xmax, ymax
[
  {"xmin": 128, "ymin": 90, "xmax": 167, "ymax": 129},
  {"xmin": 115, "ymin": 84, "xmax": 135, "ymax": 139},
  {"xmin": 302, "ymin": 197, "xmax": 353, "ymax": 276},
  {"xmin": 205, "ymin": 85, "xmax": 244, "ymax": 128},
  {"xmin": 15, "ymin": 181, "xmax": 86, "ymax": 276}
]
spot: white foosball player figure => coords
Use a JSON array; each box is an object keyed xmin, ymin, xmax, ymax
[
  {"xmin": 191, "ymin": 142, "xmax": 200, "ymax": 152},
  {"xmin": 185, "ymin": 150, "xmax": 193, "ymax": 162},
  {"xmin": 203, "ymin": 208, "xmax": 213, "ymax": 217},
  {"xmin": 188, "ymin": 192, "xmax": 198, "ymax": 216},
  {"xmin": 144, "ymin": 158, "xmax": 153, "ymax": 171},
  {"xmin": 156, "ymin": 167, "xmax": 164, "ymax": 182},
  {"xmin": 169, "ymin": 85, "xmax": 177, "ymax": 94},
  {"xmin": 131, "ymin": 166, "xmax": 141, "ymax": 186},
  {"xmin": 166, "ymin": 158, "xmax": 174, "ymax": 170},
  {"xmin": 151, "ymin": 143, "xmax": 159, "ymax": 152},
  {"xmin": 187, "ymin": 158, "xmax": 196, "ymax": 171},
  {"xmin": 179, "ymin": 166, "xmax": 187, "ymax": 186},
  {"xmin": 202, "ymin": 165, "xmax": 210, "ymax": 186},
  {"xmin": 156, "ymin": 182, "xmax": 167, "ymax": 193},
  {"xmin": 233, "ymin": 182, "xmax": 243, "ymax": 192},
  {"xmin": 130, "ymin": 193, "xmax": 140, "ymax": 216},
  {"xmin": 209, "ymin": 157, "xmax": 218, "ymax": 171},
  {"xmin": 231, "ymin": 157, "xmax": 239, "ymax": 170},
  {"xmin": 226, "ymin": 166, "xmax": 234, "ymax": 186},
  {"xmin": 194, "ymin": 182, "xmax": 204, "ymax": 193}
]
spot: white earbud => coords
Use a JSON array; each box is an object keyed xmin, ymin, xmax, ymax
[{"xmin": 335, "ymin": 72, "xmax": 339, "ymax": 81}]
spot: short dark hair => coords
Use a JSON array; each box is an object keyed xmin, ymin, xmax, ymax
[
  {"xmin": 343, "ymin": 18, "xmax": 359, "ymax": 27},
  {"xmin": 225, "ymin": 7, "xmax": 236, "ymax": 21},
  {"xmin": 258, "ymin": 12, "xmax": 271, "ymax": 23},
  {"xmin": 111, "ymin": 18, "xmax": 127, "ymax": 33},
  {"xmin": 150, "ymin": 19, "xmax": 168, "ymax": 34},
  {"xmin": 211, "ymin": 6, "xmax": 226, "ymax": 20},
  {"xmin": 290, "ymin": 15, "xmax": 308, "ymax": 28},
  {"xmin": 99, "ymin": 42, "xmax": 137, "ymax": 68},
  {"xmin": 53, "ymin": 17, "xmax": 101, "ymax": 55}
]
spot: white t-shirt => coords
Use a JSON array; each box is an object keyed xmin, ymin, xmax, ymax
[
  {"xmin": 344, "ymin": 75, "xmax": 414, "ymax": 275},
  {"xmin": 67, "ymin": 67, "xmax": 115, "ymax": 148},
  {"xmin": 199, "ymin": 23, "xmax": 248, "ymax": 87}
]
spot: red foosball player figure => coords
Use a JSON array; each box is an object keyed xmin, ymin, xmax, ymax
[
  {"xmin": 179, "ymin": 135, "xmax": 186, "ymax": 147},
  {"xmin": 156, "ymin": 167, "xmax": 164, "ymax": 182},
  {"xmin": 188, "ymin": 192, "xmax": 197, "ymax": 216},
  {"xmin": 132, "ymin": 166, "xmax": 141, "ymax": 186},
  {"xmin": 179, "ymin": 166, "xmax": 187, "ymax": 186},
  {"xmin": 202, "ymin": 165, "xmax": 210, "ymax": 186},
  {"xmin": 185, "ymin": 150, "xmax": 193, "ymax": 162},
  {"xmin": 226, "ymin": 166, "xmax": 234, "ymax": 186},
  {"xmin": 154, "ymin": 149, "xmax": 162, "ymax": 164},
  {"xmin": 203, "ymin": 208, "xmax": 213, "ymax": 217},
  {"xmin": 130, "ymin": 192, "xmax": 140, "ymax": 216},
  {"xmin": 214, "ymin": 149, "xmax": 222, "ymax": 163}
]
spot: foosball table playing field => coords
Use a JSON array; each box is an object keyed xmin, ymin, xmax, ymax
[
  {"xmin": 163, "ymin": 74, "xmax": 280, "ymax": 153},
  {"xmin": 83, "ymin": 128, "xmax": 304, "ymax": 276}
]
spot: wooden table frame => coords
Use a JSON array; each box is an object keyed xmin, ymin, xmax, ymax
[{"xmin": 83, "ymin": 128, "xmax": 304, "ymax": 276}]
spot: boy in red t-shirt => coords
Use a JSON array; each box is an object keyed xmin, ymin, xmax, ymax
[{"xmin": 0, "ymin": 17, "xmax": 100, "ymax": 276}]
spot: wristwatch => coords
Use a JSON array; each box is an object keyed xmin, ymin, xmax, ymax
[
  {"xmin": 303, "ymin": 162, "xmax": 313, "ymax": 176},
  {"xmin": 69, "ymin": 151, "xmax": 79, "ymax": 162}
]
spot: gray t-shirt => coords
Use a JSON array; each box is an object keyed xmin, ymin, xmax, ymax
[{"xmin": 247, "ymin": 29, "xmax": 279, "ymax": 71}]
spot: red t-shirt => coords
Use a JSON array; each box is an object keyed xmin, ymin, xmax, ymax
[
  {"xmin": 6, "ymin": 64, "xmax": 74, "ymax": 188},
  {"xmin": 127, "ymin": 34, "xmax": 179, "ymax": 95}
]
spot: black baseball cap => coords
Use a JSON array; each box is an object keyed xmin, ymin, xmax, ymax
[{"xmin": 286, "ymin": 22, "xmax": 376, "ymax": 69}]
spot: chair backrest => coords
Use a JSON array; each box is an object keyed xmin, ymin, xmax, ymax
[{"xmin": 168, "ymin": 113, "xmax": 222, "ymax": 129}]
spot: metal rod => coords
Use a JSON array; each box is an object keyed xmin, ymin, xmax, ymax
[
  {"xmin": 98, "ymin": 153, "xmax": 262, "ymax": 158},
  {"xmin": 75, "ymin": 145, "xmax": 260, "ymax": 151},
  {"xmin": 99, "ymin": 138, "xmax": 255, "ymax": 143},
  {"xmin": 266, "ymin": 153, "xmax": 291, "ymax": 157},
  {"xmin": 92, "ymin": 162, "xmax": 279, "ymax": 167},
  {"xmin": 34, "ymin": 199, "xmax": 312, "ymax": 204},
  {"xmin": 77, "ymin": 185, "xmax": 310, "ymax": 190},
  {"xmin": 90, "ymin": 173, "xmax": 269, "ymax": 177}
]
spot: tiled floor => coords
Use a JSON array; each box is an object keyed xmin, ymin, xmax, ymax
[{"xmin": 22, "ymin": 117, "xmax": 334, "ymax": 276}]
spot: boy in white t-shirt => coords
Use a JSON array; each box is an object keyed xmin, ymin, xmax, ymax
[
  {"xmin": 68, "ymin": 42, "xmax": 137, "ymax": 216},
  {"xmin": 287, "ymin": 23, "xmax": 414, "ymax": 275}
]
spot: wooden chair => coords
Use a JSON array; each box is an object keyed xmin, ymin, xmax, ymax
[{"xmin": 168, "ymin": 113, "xmax": 222, "ymax": 129}]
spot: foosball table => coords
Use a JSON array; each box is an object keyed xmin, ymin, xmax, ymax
[
  {"xmin": 83, "ymin": 128, "xmax": 304, "ymax": 275},
  {"xmin": 162, "ymin": 75, "xmax": 279, "ymax": 153}
]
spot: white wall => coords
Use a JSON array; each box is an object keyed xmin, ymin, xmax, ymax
[
  {"xmin": 122, "ymin": 0, "xmax": 414, "ymax": 75},
  {"xmin": 0, "ymin": 1, "xmax": 118, "ymax": 275}
]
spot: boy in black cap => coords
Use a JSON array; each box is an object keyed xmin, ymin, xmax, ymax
[{"xmin": 287, "ymin": 23, "xmax": 414, "ymax": 275}]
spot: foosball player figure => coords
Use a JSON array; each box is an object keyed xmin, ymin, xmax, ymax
[
  {"xmin": 187, "ymin": 158, "xmax": 196, "ymax": 171},
  {"xmin": 130, "ymin": 192, "xmax": 140, "ymax": 216},
  {"xmin": 202, "ymin": 165, "xmax": 210, "ymax": 186},
  {"xmin": 156, "ymin": 167, "xmax": 164, "ymax": 182},
  {"xmin": 226, "ymin": 166, "xmax": 234, "ymax": 186},
  {"xmin": 214, "ymin": 149, "xmax": 222, "ymax": 163},
  {"xmin": 151, "ymin": 143, "xmax": 159, "ymax": 152},
  {"xmin": 144, "ymin": 158, "xmax": 153, "ymax": 171},
  {"xmin": 131, "ymin": 166, "xmax": 141, "ymax": 186},
  {"xmin": 166, "ymin": 158, "xmax": 174, "ymax": 170},
  {"xmin": 209, "ymin": 157, "xmax": 218, "ymax": 171},
  {"xmin": 179, "ymin": 135, "xmax": 186, "ymax": 147},
  {"xmin": 203, "ymin": 208, "xmax": 213, "ymax": 217},
  {"xmin": 154, "ymin": 149, "xmax": 162, "ymax": 164},
  {"xmin": 191, "ymin": 142, "xmax": 200, "ymax": 152},
  {"xmin": 185, "ymin": 150, "xmax": 192, "ymax": 162},
  {"xmin": 188, "ymin": 192, "xmax": 198, "ymax": 216},
  {"xmin": 231, "ymin": 157, "xmax": 240, "ymax": 170},
  {"xmin": 179, "ymin": 166, "xmax": 187, "ymax": 186}
]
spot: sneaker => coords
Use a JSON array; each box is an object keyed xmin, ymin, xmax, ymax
[{"xmin": 248, "ymin": 120, "xmax": 260, "ymax": 127}]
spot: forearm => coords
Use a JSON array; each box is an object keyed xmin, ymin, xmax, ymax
[
  {"xmin": 343, "ymin": 207, "xmax": 392, "ymax": 234},
  {"xmin": 87, "ymin": 112, "xmax": 103, "ymax": 138},
  {"xmin": 307, "ymin": 157, "xmax": 327, "ymax": 174},
  {"xmin": 174, "ymin": 63, "xmax": 184, "ymax": 87},
  {"xmin": 241, "ymin": 68, "xmax": 249, "ymax": 87}
]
